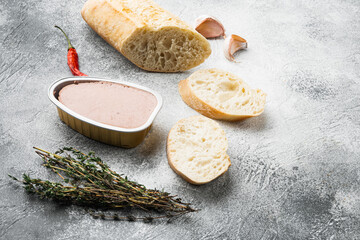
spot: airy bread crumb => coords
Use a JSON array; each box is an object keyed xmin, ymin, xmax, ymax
[
  {"xmin": 81, "ymin": 0, "xmax": 211, "ymax": 72},
  {"xmin": 167, "ymin": 116, "xmax": 231, "ymax": 185},
  {"xmin": 179, "ymin": 68, "xmax": 267, "ymax": 120}
]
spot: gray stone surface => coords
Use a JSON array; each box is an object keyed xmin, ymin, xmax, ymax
[{"xmin": 1, "ymin": 0, "xmax": 360, "ymax": 239}]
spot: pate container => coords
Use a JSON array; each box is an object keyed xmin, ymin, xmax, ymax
[{"xmin": 48, "ymin": 77, "xmax": 162, "ymax": 148}]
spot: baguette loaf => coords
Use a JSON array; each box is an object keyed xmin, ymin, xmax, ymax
[
  {"xmin": 167, "ymin": 116, "xmax": 231, "ymax": 185},
  {"xmin": 81, "ymin": 0, "xmax": 211, "ymax": 72},
  {"xmin": 179, "ymin": 69, "xmax": 267, "ymax": 121}
]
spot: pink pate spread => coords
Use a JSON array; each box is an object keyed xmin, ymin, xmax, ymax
[{"xmin": 58, "ymin": 82, "xmax": 157, "ymax": 129}]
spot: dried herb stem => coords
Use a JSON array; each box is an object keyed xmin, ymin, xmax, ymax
[{"xmin": 10, "ymin": 147, "xmax": 197, "ymax": 222}]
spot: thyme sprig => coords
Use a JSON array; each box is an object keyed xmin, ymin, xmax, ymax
[{"xmin": 9, "ymin": 147, "xmax": 197, "ymax": 222}]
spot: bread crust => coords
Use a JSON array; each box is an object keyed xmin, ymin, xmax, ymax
[
  {"xmin": 81, "ymin": 0, "xmax": 211, "ymax": 72},
  {"xmin": 178, "ymin": 70, "xmax": 266, "ymax": 121},
  {"xmin": 166, "ymin": 116, "xmax": 231, "ymax": 185}
]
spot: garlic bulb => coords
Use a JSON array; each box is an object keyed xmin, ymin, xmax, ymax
[
  {"xmin": 223, "ymin": 34, "xmax": 247, "ymax": 62},
  {"xmin": 195, "ymin": 15, "xmax": 225, "ymax": 39}
]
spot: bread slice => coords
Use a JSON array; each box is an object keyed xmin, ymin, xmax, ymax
[
  {"xmin": 179, "ymin": 69, "xmax": 267, "ymax": 121},
  {"xmin": 167, "ymin": 116, "xmax": 231, "ymax": 185},
  {"xmin": 81, "ymin": 0, "xmax": 211, "ymax": 72}
]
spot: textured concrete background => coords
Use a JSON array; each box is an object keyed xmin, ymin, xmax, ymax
[{"xmin": 1, "ymin": 0, "xmax": 360, "ymax": 239}]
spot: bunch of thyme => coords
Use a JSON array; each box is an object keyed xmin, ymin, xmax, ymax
[{"xmin": 9, "ymin": 147, "xmax": 196, "ymax": 222}]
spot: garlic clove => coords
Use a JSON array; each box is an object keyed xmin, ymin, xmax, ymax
[
  {"xmin": 195, "ymin": 15, "xmax": 225, "ymax": 39},
  {"xmin": 223, "ymin": 34, "xmax": 247, "ymax": 62}
]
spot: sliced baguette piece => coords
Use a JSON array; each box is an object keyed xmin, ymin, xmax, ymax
[
  {"xmin": 81, "ymin": 0, "xmax": 211, "ymax": 72},
  {"xmin": 167, "ymin": 116, "xmax": 231, "ymax": 185},
  {"xmin": 179, "ymin": 69, "xmax": 267, "ymax": 121}
]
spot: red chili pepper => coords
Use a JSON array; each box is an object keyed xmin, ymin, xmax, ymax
[{"xmin": 55, "ymin": 26, "xmax": 87, "ymax": 76}]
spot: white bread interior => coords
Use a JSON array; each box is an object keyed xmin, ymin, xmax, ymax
[
  {"xmin": 167, "ymin": 116, "xmax": 231, "ymax": 185},
  {"xmin": 179, "ymin": 69, "xmax": 267, "ymax": 121},
  {"xmin": 81, "ymin": 0, "xmax": 211, "ymax": 72}
]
